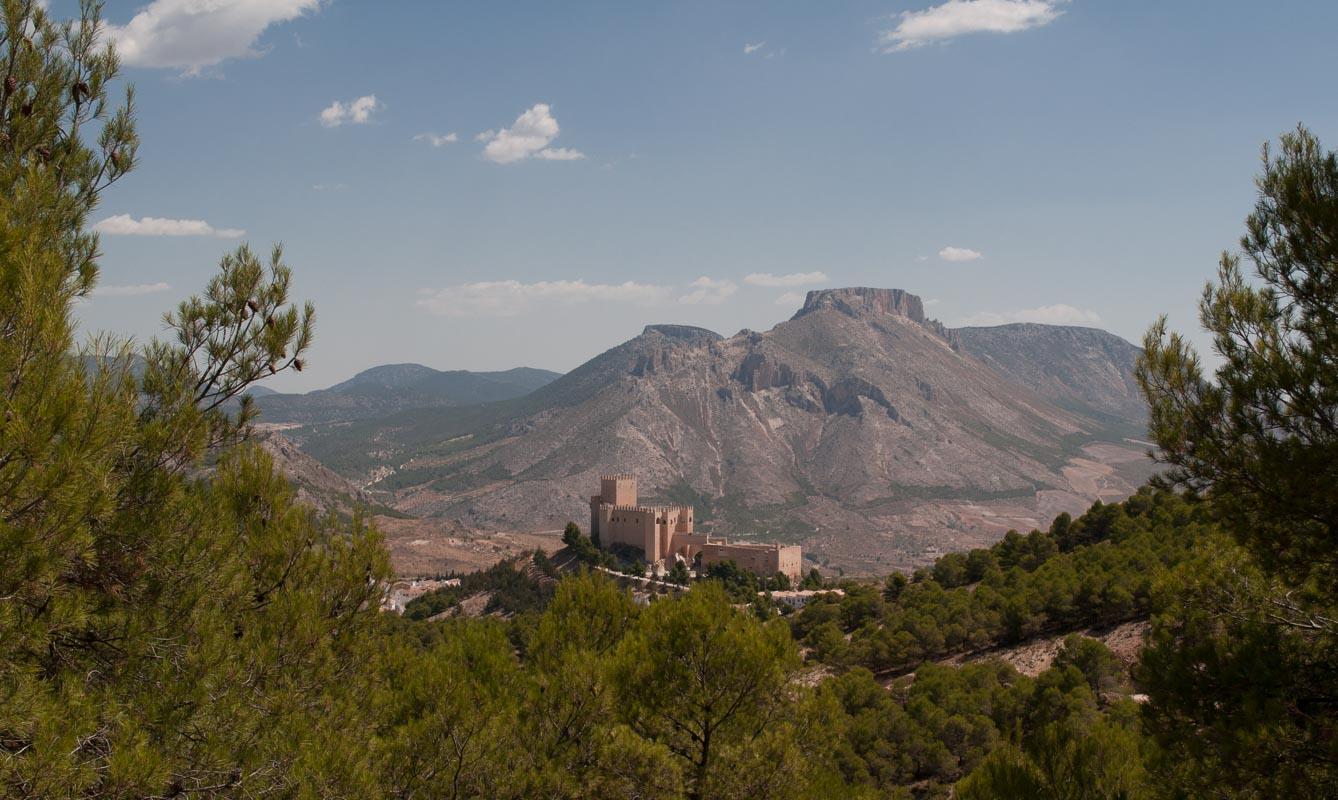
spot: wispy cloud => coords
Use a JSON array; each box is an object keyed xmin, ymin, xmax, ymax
[
  {"xmin": 93, "ymin": 214, "xmax": 244, "ymax": 238},
  {"xmin": 960, "ymin": 303, "xmax": 1100, "ymax": 326},
  {"xmin": 744, "ymin": 270, "xmax": 829, "ymax": 287},
  {"xmin": 312, "ymin": 182, "xmax": 348, "ymax": 191},
  {"xmin": 320, "ymin": 95, "xmax": 379, "ymax": 127},
  {"xmin": 939, "ymin": 246, "xmax": 983, "ymax": 262},
  {"xmin": 414, "ymin": 132, "xmax": 458, "ymax": 147},
  {"xmin": 417, "ymin": 279, "xmax": 667, "ymax": 317},
  {"xmin": 879, "ymin": 0, "xmax": 1067, "ymax": 53},
  {"xmin": 775, "ymin": 291, "xmax": 805, "ymax": 307},
  {"xmin": 535, "ymin": 147, "xmax": 585, "ymax": 161},
  {"xmin": 92, "ymin": 282, "xmax": 172, "ymax": 297},
  {"xmin": 106, "ymin": 0, "xmax": 322, "ymax": 76},
  {"xmin": 744, "ymin": 41, "xmax": 766, "ymax": 54},
  {"xmin": 477, "ymin": 103, "xmax": 585, "ymax": 164},
  {"xmin": 678, "ymin": 277, "xmax": 738, "ymax": 305}
]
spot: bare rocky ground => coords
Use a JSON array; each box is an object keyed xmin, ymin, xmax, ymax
[
  {"xmin": 252, "ymin": 427, "xmax": 565, "ymax": 577},
  {"xmin": 805, "ymin": 442, "xmax": 1157, "ymax": 574},
  {"xmin": 372, "ymin": 515, "xmax": 563, "ymax": 577},
  {"xmin": 360, "ymin": 438, "xmax": 1153, "ymax": 579},
  {"xmin": 942, "ymin": 620, "xmax": 1151, "ymax": 677},
  {"xmin": 268, "ymin": 434, "xmax": 1152, "ymax": 578}
]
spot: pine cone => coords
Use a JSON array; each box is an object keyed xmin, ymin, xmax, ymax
[
  {"xmin": 293, "ymin": 358, "xmax": 304, "ymax": 372},
  {"xmin": 3, "ymin": 77, "xmax": 15, "ymax": 95}
]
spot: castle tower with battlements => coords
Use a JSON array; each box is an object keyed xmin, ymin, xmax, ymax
[{"xmin": 589, "ymin": 474, "xmax": 801, "ymax": 582}]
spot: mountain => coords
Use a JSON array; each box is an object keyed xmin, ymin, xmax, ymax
[
  {"xmin": 252, "ymin": 430, "xmax": 383, "ymax": 515},
  {"xmin": 253, "ymin": 364, "xmax": 561, "ymax": 425},
  {"xmin": 956, "ymin": 323, "xmax": 1145, "ymax": 422},
  {"xmin": 287, "ymin": 288, "xmax": 1152, "ymax": 574}
]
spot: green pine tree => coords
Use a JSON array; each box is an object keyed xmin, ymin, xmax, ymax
[
  {"xmin": 0, "ymin": 3, "xmax": 391, "ymax": 795},
  {"xmin": 1136, "ymin": 124, "xmax": 1338, "ymax": 796},
  {"xmin": 610, "ymin": 582, "xmax": 820, "ymax": 800}
]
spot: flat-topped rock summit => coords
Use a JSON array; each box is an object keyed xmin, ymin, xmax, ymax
[
  {"xmin": 641, "ymin": 324, "xmax": 723, "ymax": 343},
  {"xmin": 794, "ymin": 287, "xmax": 927, "ymax": 322}
]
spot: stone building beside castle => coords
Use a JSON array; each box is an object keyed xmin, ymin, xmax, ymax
[{"xmin": 589, "ymin": 474, "xmax": 803, "ymax": 583}]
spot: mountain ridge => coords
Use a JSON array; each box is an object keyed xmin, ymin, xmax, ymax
[
  {"xmin": 254, "ymin": 364, "xmax": 561, "ymax": 425},
  {"xmin": 280, "ymin": 287, "xmax": 1152, "ymax": 573}
]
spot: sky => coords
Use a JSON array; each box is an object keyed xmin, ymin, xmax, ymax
[{"xmin": 69, "ymin": 0, "xmax": 1338, "ymax": 392}]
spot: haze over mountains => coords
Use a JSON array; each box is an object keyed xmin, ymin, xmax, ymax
[
  {"xmin": 266, "ymin": 288, "xmax": 1153, "ymax": 575},
  {"xmin": 253, "ymin": 365, "xmax": 560, "ymax": 425}
]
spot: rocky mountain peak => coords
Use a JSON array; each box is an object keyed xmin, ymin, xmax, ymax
[
  {"xmin": 641, "ymin": 324, "xmax": 723, "ymax": 344},
  {"xmin": 793, "ymin": 287, "xmax": 926, "ymax": 323}
]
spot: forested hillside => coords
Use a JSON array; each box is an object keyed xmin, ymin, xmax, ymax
[{"xmin": 791, "ymin": 487, "xmax": 1209, "ymax": 677}]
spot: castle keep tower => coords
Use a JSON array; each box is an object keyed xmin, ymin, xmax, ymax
[
  {"xmin": 587, "ymin": 473, "xmax": 801, "ymax": 582},
  {"xmin": 600, "ymin": 475, "xmax": 638, "ymax": 507},
  {"xmin": 590, "ymin": 474, "xmax": 695, "ymax": 563}
]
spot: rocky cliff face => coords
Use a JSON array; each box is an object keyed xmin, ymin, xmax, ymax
[
  {"xmin": 794, "ymin": 287, "xmax": 928, "ymax": 322},
  {"xmin": 346, "ymin": 288, "xmax": 1151, "ymax": 574}
]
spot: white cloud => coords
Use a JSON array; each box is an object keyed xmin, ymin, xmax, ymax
[
  {"xmin": 414, "ymin": 132, "xmax": 458, "ymax": 147},
  {"xmin": 744, "ymin": 41, "xmax": 765, "ymax": 54},
  {"xmin": 775, "ymin": 291, "xmax": 806, "ymax": 306},
  {"xmin": 477, "ymin": 103, "xmax": 585, "ymax": 164},
  {"xmin": 92, "ymin": 282, "xmax": 172, "ymax": 297},
  {"xmin": 312, "ymin": 182, "xmax": 348, "ymax": 191},
  {"xmin": 417, "ymin": 279, "xmax": 668, "ymax": 317},
  {"xmin": 320, "ymin": 95, "xmax": 378, "ymax": 127},
  {"xmin": 939, "ymin": 246, "xmax": 983, "ymax": 262},
  {"xmin": 743, "ymin": 270, "xmax": 829, "ymax": 287},
  {"xmin": 879, "ymin": 0, "xmax": 1067, "ymax": 53},
  {"xmin": 106, "ymin": 0, "xmax": 322, "ymax": 76},
  {"xmin": 961, "ymin": 303, "xmax": 1101, "ymax": 326},
  {"xmin": 925, "ymin": 298, "xmax": 942, "ymax": 306},
  {"xmin": 535, "ymin": 147, "xmax": 585, "ymax": 161},
  {"xmin": 678, "ymin": 277, "xmax": 738, "ymax": 305},
  {"xmin": 93, "ymin": 214, "xmax": 244, "ymax": 238}
]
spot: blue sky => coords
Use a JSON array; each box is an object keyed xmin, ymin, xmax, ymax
[{"xmin": 72, "ymin": 0, "xmax": 1338, "ymax": 391}]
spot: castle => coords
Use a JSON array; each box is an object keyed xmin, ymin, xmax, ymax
[{"xmin": 589, "ymin": 474, "xmax": 803, "ymax": 583}]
